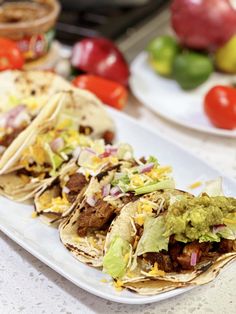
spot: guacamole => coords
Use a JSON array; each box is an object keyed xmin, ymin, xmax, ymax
[{"xmin": 164, "ymin": 195, "xmax": 236, "ymax": 242}]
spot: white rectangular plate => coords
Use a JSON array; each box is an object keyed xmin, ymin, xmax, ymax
[{"xmin": 0, "ymin": 108, "xmax": 235, "ymax": 304}]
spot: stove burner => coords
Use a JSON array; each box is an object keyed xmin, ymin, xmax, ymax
[{"xmin": 56, "ymin": 0, "xmax": 167, "ymax": 44}]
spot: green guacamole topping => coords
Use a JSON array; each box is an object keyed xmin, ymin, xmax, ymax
[{"xmin": 164, "ymin": 195, "xmax": 236, "ymax": 242}]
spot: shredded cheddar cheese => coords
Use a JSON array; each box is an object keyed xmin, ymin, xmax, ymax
[
  {"xmin": 134, "ymin": 215, "xmax": 145, "ymax": 226},
  {"xmin": 31, "ymin": 211, "xmax": 38, "ymax": 218},
  {"xmin": 223, "ymin": 218, "xmax": 236, "ymax": 224},
  {"xmin": 148, "ymin": 166, "xmax": 172, "ymax": 180},
  {"xmin": 100, "ymin": 278, "xmax": 108, "ymax": 283},
  {"xmin": 188, "ymin": 181, "xmax": 202, "ymax": 190},
  {"xmin": 57, "ymin": 119, "xmax": 72, "ymax": 130},
  {"xmin": 131, "ymin": 175, "xmax": 144, "ymax": 187},
  {"xmin": 148, "ymin": 262, "xmax": 165, "ymax": 276},
  {"xmin": 113, "ymin": 279, "xmax": 124, "ymax": 292}
]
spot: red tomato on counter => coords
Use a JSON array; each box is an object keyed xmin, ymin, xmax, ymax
[
  {"xmin": 204, "ymin": 85, "xmax": 236, "ymax": 129},
  {"xmin": 72, "ymin": 75, "xmax": 128, "ymax": 110},
  {"xmin": 0, "ymin": 38, "xmax": 24, "ymax": 71}
]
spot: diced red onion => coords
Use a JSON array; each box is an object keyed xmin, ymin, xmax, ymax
[
  {"xmin": 99, "ymin": 151, "xmax": 110, "ymax": 158},
  {"xmin": 106, "ymin": 146, "xmax": 118, "ymax": 154},
  {"xmin": 12, "ymin": 110, "xmax": 30, "ymax": 128},
  {"xmin": 190, "ymin": 252, "xmax": 197, "ymax": 266},
  {"xmin": 5, "ymin": 105, "xmax": 26, "ymax": 128},
  {"xmin": 102, "ymin": 184, "xmax": 111, "ymax": 197},
  {"xmin": 62, "ymin": 186, "xmax": 70, "ymax": 194},
  {"xmin": 212, "ymin": 224, "xmax": 226, "ymax": 234},
  {"xmin": 110, "ymin": 186, "xmax": 121, "ymax": 196},
  {"xmin": 50, "ymin": 137, "xmax": 64, "ymax": 153},
  {"xmin": 100, "ymin": 146, "xmax": 118, "ymax": 158},
  {"xmin": 84, "ymin": 147, "xmax": 96, "ymax": 155},
  {"xmin": 73, "ymin": 146, "xmax": 81, "ymax": 159},
  {"xmin": 140, "ymin": 163, "xmax": 154, "ymax": 173},
  {"xmin": 86, "ymin": 196, "xmax": 97, "ymax": 207}
]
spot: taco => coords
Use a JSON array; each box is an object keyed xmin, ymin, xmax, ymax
[
  {"xmin": 0, "ymin": 70, "xmax": 115, "ymax": 157},
  {"xmin": 0, "ymin": 89, "xmax": 115, "ymax": 201},
  {"xmin": 103, "ymin": 189, "xmax": 236, "ymax": 292},
  {"xmin": 59, "ymin": 156, "xmax": 174, "ymax": 267},
  {"xmin": 34, "ymin": 142, "xmax": 134, "ymax": 224}
]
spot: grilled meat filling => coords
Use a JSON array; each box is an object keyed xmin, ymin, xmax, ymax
[
  {"xmin": 142, "ymin": 239, "xmax": 236, "ymax": 272},
  {"xmin": 77, "ymin": 199, "xmax": 116, "ymax": 237},
  {"xmin": 77, "ymin": 192, "xmax": 137, "ymax": 237},
  {"xmin": 65, "ymin": 173, "xmax": 88, "ymax": 203},
  {"xmin": 0, "ymin": 125, "xmax": 26, "ymax": 148}
]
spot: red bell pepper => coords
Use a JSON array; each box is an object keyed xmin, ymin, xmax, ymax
[
  {"xmin": 72, "ymin": 75, "xmax": 128, "ymax": 110},
  {"xmin": 71, "ymin": 37, "xmax": 130, "ymax": 86}
]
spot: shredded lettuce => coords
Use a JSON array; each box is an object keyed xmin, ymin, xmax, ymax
[
  {"xmin": 103, "ymin": 236, "xmax": 131, "ymax": 278},
  {"xmin": 135, "ymin": 179, "xmax": 175, "ymax": 195},
  {"xmin": 117, "ymin": 143, "xmax": 133, "ymax": 160},
  {"xmin": 135, "ymin": 216, "xmax": 169, "ymax": 255},
  {"xmin": 147, "ymin": 155, "xmax": 159, "ymax": 165},
  {"xmin": 44, "ymin": 143, "xmax": 63, "ymax": 176}
]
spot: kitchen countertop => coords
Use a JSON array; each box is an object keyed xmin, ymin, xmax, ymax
[{"xmin": 1, "ymin": 96, "xmax": 236, "ymax": 314}]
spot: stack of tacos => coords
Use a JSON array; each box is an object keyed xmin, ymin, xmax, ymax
[
  {"xmin": 0, "ymin": 70, "xmax": 235, "ymax": 297},
  {"xmin": 59, "ymin": 154, "xmax": 174, "ymax": 266}
]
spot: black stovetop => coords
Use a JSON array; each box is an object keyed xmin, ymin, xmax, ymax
[{"xmin": 56, "ymin": 0, "xmax": 167, "ymax": 45}]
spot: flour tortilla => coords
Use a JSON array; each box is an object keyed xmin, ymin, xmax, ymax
[
  {"xmin": 104, "ymin": 190, "xmax": 236, "ymax": 287},
  {"xmin": 59, "ymin": 161, "xmax": 136, "ymax": 267},
  {"xmin": 0, "ymin": 70, "xmax": 115, "ymax": 164},
  {"xmin": 0, "ymin": 88, "xmax": 115, "ymax": 201}
]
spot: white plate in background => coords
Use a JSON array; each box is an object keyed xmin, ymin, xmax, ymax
[
  {"xmin": 0, "ymin": 109, "xmax": 235, "ymax": 304},
  {"xmin": 130, "ymin": 52, "xmax": 236, "ymax": 137}
]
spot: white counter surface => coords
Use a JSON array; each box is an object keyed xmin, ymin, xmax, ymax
[{"xmin": 1, "ymin": 97, "xmax": 236, "ymax": 314}]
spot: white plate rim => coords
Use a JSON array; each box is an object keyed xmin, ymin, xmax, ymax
[{"xmin": 130, "ymin": 52, "xmax": 236, "ymax": 138}]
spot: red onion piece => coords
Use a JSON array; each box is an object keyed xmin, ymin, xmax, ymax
[
  {"xmin": 110, "ymin": 186, "xmax": 121, "ymax": 196},
  {"xmin": 50, "ymin": 137, "xmax": 64, "ymax": 153},
  {"xmin": 4, "ymin": 105, "xmax": 26, "ymax": 128},
  {"xmin": 86, "ymin": 196, "xmax": 97, "ymax": 207},
  {"xmin": 190, "ymin": 252, "xmax": 197, "ymax": 266},
  {"xmin": 99, "ymin": 151, "xmax": 110, "ymax": 158},
  {"xmin": 106, "ymin": 146, "xmax": 118, "ymax": 154},
  {"xmin": 62, "ymin": 186, "xmax": 70, "ymax": 194},
  {"xmin": 140, "ymin": 163, "xmax": 154, "ymax": 174},
  {"xmin": 102, "ymin": 184, "xmax": 111, "ymax": 197},
  {"xmin": 84, "ymin": 147, "xmax": 96, "ymax": 155},
  {"xmin": 212, "ymin": 224, "xmax": 226, "ymax": 233},
  {"xmin": 99, "ymin": 146, "xmax": 118, "ymax": 158}
]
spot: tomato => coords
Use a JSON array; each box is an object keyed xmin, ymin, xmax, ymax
[
  {"xmin": 204, "ymin": 85, "xmax": 236, "ymax": 129},
  {"xmin": 72, "ymin": 75, "xmax": 128, "ymax": 110},
  {"xmin": 0, "ymin": 38, "xmax": 24, "ymax": 71}
]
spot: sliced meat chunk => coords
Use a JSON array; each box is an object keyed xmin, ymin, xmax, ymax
[
  {"xmin": 169, "ymin": 242, "xmax": 183, "ymax": 262},
  {"xmin": 65, "ymin": 173, "xmax": 87, "ymax": 203},
  {"xmin": 177, "ymin": 253, "xmax": 193, "ymax": 270},
  {"xmin": 218, "ymin": 239, "xmax": 236, "ymax": 253},
  {"xmin": 0, "ymin": 125, "xmax": 26, "ymax": 148},
  {"xmin": 77, "ymin": 199, "xmax": 115, "ymax": 237},
  {"xmin": 143, "ymin": 252, "xmax": 174, "ymax": 272},
  {"xmin": 121, "ymin": 192, "xmax": 139, "ymax": 205},
  {"xmin": 102, "ymin": 130, "xmax": 115, "ymax": 144}
]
